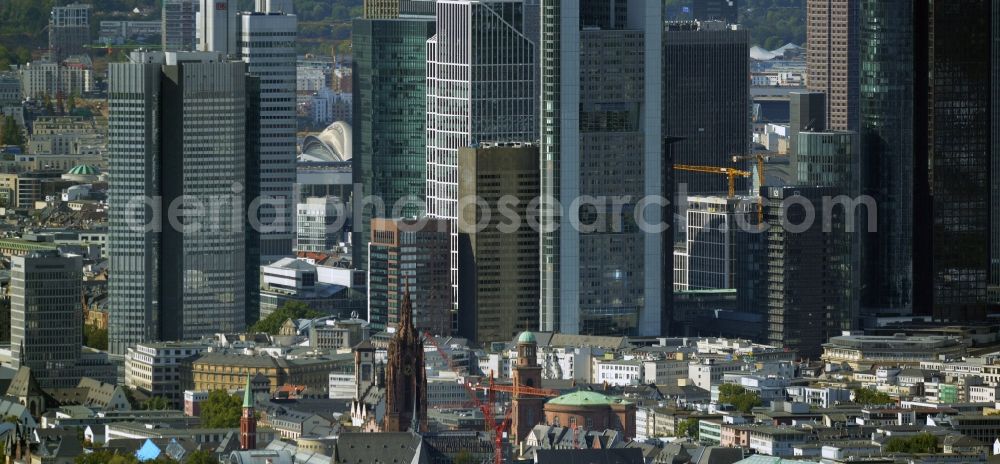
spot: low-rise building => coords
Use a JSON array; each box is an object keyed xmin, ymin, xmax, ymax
[
  {"xmin": 821, "ymin": 333, "xmax": 966, "ymax": 370},
  {"xmin": 180, "ymin": 352, "xmax": 344, "ymax": 395},
  {"xmin": 747, "ymin": 426, "xmax": 810, "ymax": 457},
  {"xmin": 125, "ymin": 341, "xmax": 208, "ymax": 408}
]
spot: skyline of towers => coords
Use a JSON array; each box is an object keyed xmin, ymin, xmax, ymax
[
  {"xmin": 162, "ymin": 0, "xmax": 197, "ymax": 52},
  {"xmin": 539, "ymin": 0, "xmax": 667, "ymax": 336}
]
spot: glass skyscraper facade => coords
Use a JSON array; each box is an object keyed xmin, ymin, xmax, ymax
[
  {"xmin": 351, "ymin": 17, "xmax": 436, "ymax": 268},
  {"xmin": 108, "ymin": 52, "xmax": 250, "ymax": 355},
  {"xmin": 861, "ymin": 0, "xmax": 994, "ymax": 320},
  {"xmin": 425, "ymin": 0, "xmax": 536, "ymax": 309},
  {"xmin": 539, "ymin": 0, "xmax": 666, "ymax": 336}
]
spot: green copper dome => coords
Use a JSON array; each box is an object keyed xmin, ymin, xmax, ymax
[
  {"xmin": 518, "ymin": 331, "xmax": 536, "ymax": 344},
  {"xmin": 67, "ymin": 165, "xmax": 100, "ymax": 176},
  {"xmin": 547, "ymin": 391, "xmax": 630, "ymax": 407}
]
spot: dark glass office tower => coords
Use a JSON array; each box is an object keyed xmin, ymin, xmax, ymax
[
  {"xmin": 351, "ymin": 17, "xmax": 436, "ymax": 269},
  {"xmin": 664, "ymin": 21, "xmax": 750, "ymax": 196},
  {"xmin": 861, "ymin": 0, "xmax": 994, "ymax": 320}
]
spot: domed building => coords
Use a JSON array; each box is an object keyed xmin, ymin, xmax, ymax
[
  {"xmin": 301, "ymin": 121, "xmax": 352, "ymax": 162},
  {"xmin": 62, "ymin": 164, "xmax": 101, "ymax": 183},
  {"xmin": 543, "ymin": 390, "xmax": 636, "ymax": 440}
]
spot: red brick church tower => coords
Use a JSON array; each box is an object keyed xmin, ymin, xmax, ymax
[
  {"xmin": 240, "ymin": 374, "xmax": 257, "ymax": 450},
  {"xmin": 383, "ymin": 289, "xmax": 427, "ymax": 432},
  {"xmin": 512, "ymin": 331, "xmax": 544, "ymax": 444}
]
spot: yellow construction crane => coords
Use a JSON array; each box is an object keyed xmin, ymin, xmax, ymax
[
  {"xmin": 673, "ymin": 164, "xmax": 751, "ymax": 198},
  {"xmin": 731, "ymin": 152, "xmax": 778, "ymax": 191}
]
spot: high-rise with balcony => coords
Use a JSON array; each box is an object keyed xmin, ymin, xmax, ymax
[
  {"xmin": 539, "ymin": 0, "xmax": 667, "ymax": 336},
  {"xmin": 806, "ymin": 0, "xmax": 859, "ymax": 131},
  {"xmin": 49, "ymin": 3, "xmax": 91, "ymax": 62},
  {"xmin": 425, "ymin": 0, "xmax": 536, "ymax": 310},
  {"xmin": 108, "ymin": 51, "xmax": 253, "ymax": 355},
  {"xmin": 163, "ymin": 0, "xmax": 198, "ymax": 52}
]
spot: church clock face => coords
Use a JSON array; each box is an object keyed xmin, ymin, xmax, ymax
[{"xmin": 402, "ymin": 364, "xmax": 414, "ymax": 376}]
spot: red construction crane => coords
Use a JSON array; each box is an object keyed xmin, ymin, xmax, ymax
[
  {"xmin": 425, "ymin": 332, "xmax": 559, "ymax": 464},
  {"xmin": 424, "ymin": 332, "xmax": 505, "ymax": 464}
]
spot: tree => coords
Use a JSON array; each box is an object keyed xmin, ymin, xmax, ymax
[
  {"xmin": 853, "ymin": 388, "xmax": 894, "ymax": 405},
  {"xmin": 141, "ymin": 396, "xmax": 169, "ymax": 411},
  {"xmin": 1, "ymin": 115, "xmax": 24, "ymax": 148},
  {"xmin": 249, "ymin": 300, "xmax": 323, "ymax": 335},
  {"xmin": 183, "ymin": 450, "xmax": 218, "ymax": 464},
  {"xmin": 453, "ymin": 450, "xmax": 474, "ymax": 464},
  {"xmin": 76, "ymin": 450, "xmax": 140, "ymax": 464},
  {"xmin": 199, "ymin": 390, "xmax": 242, "ymax": 428},
  {"xmin": 676, "ymin": 418, "xmax": 699, "ymax": 439},
  {"xmin": 718, "ymin": 384, "xmax": 764, "ymax": 413},
  {"xmin": 884, "ymin": 432, "xmax": 937, "ymax": 454},
  {"xmin": 66, "ymin": 93, "xmax": 77, "ymax": 114},
  {"xmin": 84, "ymin": 325, "xmax": 108, "ymax": 351}
]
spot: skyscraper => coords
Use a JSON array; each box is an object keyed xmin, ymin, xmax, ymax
[
  {"xmin": 664, "ymin": 21, "xmax": 749, "ymax": 196},
  {"xmin": 351, "ymin": 14, "xmax": 436, "ymax": 268},
  {"xmin": 425, "ymin": 0, "xmax": 536, "ymax": 309},
  {"xmin": 539, "ymin": 0, "xmax": 667, "ymax": 336},
  {"xmin": 788, "ymin": 91, "xmax": 827, "ymax": 165},
  {"xmin": 457, "ymin": 143, "xmax": 540, "ymax": 345},
  {"xmin": 692, "ymin": 0, "xmax": 739, "ymax": 24},
  {"xmin": 108, "ymin": 51, "xmax": 252, "ymax": 355},
  {"xmin": 861, "ymin": 0, "xmax": 994, "ymax": 319},
  {"xmin": 11, "ymin": 251, "xmax": 82, "ymax": 388},
  {"xmin": 49, "ymin": 3, "xmax": 91, "ymax": 62},
  {"xmin": 163, "ymin": 0, "xmax": 198, "ymax": 52},
  {"xmin": 806, "ymin": 0, "xmax": 859, "ymax": 131},
  {"xmin": 368, "ymin": 218, "xmax": 451, "ymax": 335},
  {"xmin": 198, "ymin": 0, "xmax": 237, "ymax": 56},
  {"xmin": 762, "ymin": 186, "xmax": 852, "ymax": 358},
  {"xmin": 239, "ymin": 5, "xmax": 298, "ymax": 260}
]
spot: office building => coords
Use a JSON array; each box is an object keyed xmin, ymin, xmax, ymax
[
  {"xmin": 108, "ymin": 51, "xmax": 253, "ymax": 355},
  {"xmin": 10, "ymin": 251, "xmax": 96, "ymax": 389},
  {"xmin": 239, "ymin": 4, "xmax": 298, "ymax": 260},
  {"xmin": 125, "ymin": 342, "xmax": 209, "ymax": 408},
  {"xmin": 351, "ymin": 17, "xmax": 436, "ymax": 268},
  {"xmin": 18, "ymin": 60, "xmax": 94, "ymax": 101},
  {"xmin": 540, "ymin": 0, "xmax": 666, "ymax": 336},
  {"xmin": 806, "ymin": 0, "xmax": 859, "ymax": 131},
  {"xmin": 198, "ymin": 0, "xmax": 237, "ymax": 56},
  {"xmin": 861, "ymin": 0, "xmax": 994, "ymax": 320},
  {"xmin": 692, "ymin": 0, "xmax": 738, "ymax": 24},
  {"xmin": 664, "ymin": 21, "xmax": 749, "ymax": 196},
  {"xmin": 681, "ymin": 196, "xmax": 756, "ymax": 290},
  {"xmin": 456, "ymin": 143, "xmax": 540, "ymax": 345},
  {"xmin": 788, "ymin": 91, "xmax": 826, "ymax": 166},
  {"xmin": 426, "ymin": 0, "xmax": 537, "ymax": 310},
  {"xmin": 49, "ymin": 3, "xmax": 91, "ymax": 62},
  {"xmin": 259, "ymin": 257, "xmax": 366, "ymax": 319},
  {"xmin": 295, "ymin": 196, "xmax": 346, "ymax": 253},
  {"xmin": 163, "ymin": 0, "xmax": 198, "ymax": 52},
  {"xmin": 762, "ymin": 186, "xmax": 852, "ymax": 358},
  {"xmin": 795, "ymin": 131, "xmax": 858, "ymax": 191},
  {"xmin": 368, "ymin": 218, "xmax": 451, "ymax": 335}
]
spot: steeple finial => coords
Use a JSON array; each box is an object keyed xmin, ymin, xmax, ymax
[
  {"xmin": 400, "ymin": 284, "xmax": 414, "ymax": 334},
  {"xmin": 242, "ymin": 374, "xmax": 254, "ymax": 408}
]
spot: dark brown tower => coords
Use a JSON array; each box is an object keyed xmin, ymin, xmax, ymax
[
  {"xmin": 511, "ymin": 331, "xmax": 543, "ymax": 444},
  {"xmin": 383, "ymin": 289, "xmax": 427, "ymax": 432},
  {"xmin": 239, "ymin": 375, "xmax": 256, "ymax": 450}
]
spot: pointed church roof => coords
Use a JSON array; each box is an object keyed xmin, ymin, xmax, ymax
[
  {"xmin": 6, "ymin": 367, "xmax": 44, "ymax": 398},
  {"xmin": 243, "ymin": 374, "xmax": 253, "ymax": 408}
]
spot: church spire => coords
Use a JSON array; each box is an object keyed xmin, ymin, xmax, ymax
[
  {"xmin": 400, "ymin": 285, "xmax": 415, "ymax": 336},
  {"xmin": 240, "ymin": 374, "xmax": 257, "ymax": 450}
]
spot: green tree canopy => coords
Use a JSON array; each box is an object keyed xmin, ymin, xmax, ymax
[
  {"xmin": 249, "ymin": 300, "xmax": 323, "ymax": 335},
  {"xmin": 676, "ymin": 418, "xmax": 699, "ymax": 439},
  {"xmin": 184, "ymin": 450, "xmax": 219, "ymax": 464},
  {"xmin": 884, "ymin": 432, "xmax": 938, "ymax": 454},
  {"xmin": 84, "ymin": 325, "xmax": 108, "ymax": 351},
  {"xmin": 853, "ymin": 388, "xmax": 894, "ymax": 405},
  {"xmin": 200, "ymin": 390, "xmax": 243, "ymax": 428},
  {"xmin": 718, "ymin": 383, "xmax": 764, "ymax": 413},
  {"xmin": 141, "ymin": 396, "xmax": 169, "ymax": 411}
]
